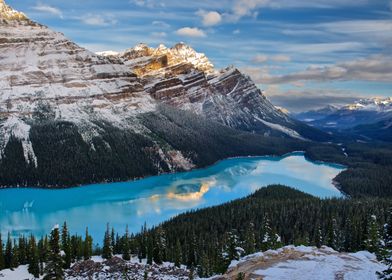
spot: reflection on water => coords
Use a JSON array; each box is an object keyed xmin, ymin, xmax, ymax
[{"xmin": 0, "ymin": 152, "xmax": 345, "ymax": 243}]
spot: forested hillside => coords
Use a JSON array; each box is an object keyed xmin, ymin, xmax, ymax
[{"xmin": 2, "ymin": 185, "xmax": 391, "ymax": 279}]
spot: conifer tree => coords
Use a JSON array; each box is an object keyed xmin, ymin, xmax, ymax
[
  {"xmin": 38, "ymin": 236, "xmax": 49, "ymax": 274},
  {"xmin": 111, "ymin": 228, "xmax": 116, "ymax": 254},
  {"xmin": 244, "ymin": 223, "xmax": 256, "ymax": 255},
  {"xmin": 18, "ymin": 235, "xmax": 27, "ymax": 265},
  {"xmin": 0, "ymin": 234, "xmax": 5, "ymax": 270},
  {"xmin": 61, "ymin": 222, "xmax": 72, "ymax": 269},
  {"xmin": 225, "ymin": 230, "xmax": 241, "ymax": 262},
  {"xmin": 138, "ymin": 223, "xmax": 148, "ymax": 262},
  {"xmin": 326, "ymin": 218, "xmax": 338, "ymax": 249},
  {"xmin": 28, "ymin": 235, "xmax": 40, "ymax": 278},
  {"xmin": 5, "ymin": 232, "xmax": 12, "ymax": 268},
  {"xmin": 122, "ymin": 225, "xmax": 131, "ymax": 261},
  {"xmin": 260, "ymin": 217, "xmax": 282, "ymax": 251},
  {"xmin": 378, "ymin": 209, "xmax": 392, "ymax": 280},
  {"xmin": 364, "ymin": 215, "xmax": 382, "ymax": 257},
  {"xmin": 44, "ymin": 225, "xmax": 64, "ymax": 280},
  {"xmin": 10, "ymin": 240, "xmax": 19, "ymax": 268},
  {"xmin": 83, "ymin": 227, "xmax": 92, "ymax": 261},
  {"xmin": 146, "ymin": 233, "xmax": 153, "ymax": 265},
  {"xmin": 153, "ymin": 227, "xmax": 166, "ymax": 264},
  {"xmin": 313, "ymin": 223, "xmax": 323, "ymax": 248},
  {"xmin": 102, "ymin": 224, "xmax": 113, "ymax": 260},
  {"xmin": 187, "ymin": 232, "xmax": 197, "ymax": 268},
  {"xmin": 174, "ymin": 239, "xmax": 182, "ymax": 268}
]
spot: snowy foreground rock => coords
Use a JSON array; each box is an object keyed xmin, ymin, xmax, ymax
[
  {"xmin": 0, "ymin": 256, "xmax": 191, "ymax": 280},
  {"xmin": 209, "ymin": 245, "xmax": 386, "ymax": 280},
  {"xmin": 0, "ymin": 246, "xmax": 386, "ymax": 280}
]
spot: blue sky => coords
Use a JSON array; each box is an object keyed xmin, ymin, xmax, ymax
[{"xmin": 7, "ymin": 0, "xmax": 392, "ymax": 111}]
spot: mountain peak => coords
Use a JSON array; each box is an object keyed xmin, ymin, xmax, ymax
[
  {"xmin": 0, "ymin": 0, "xmax": 27, "ymax": 21},
  {"xmin": 112, "ymin": 43, "xmax": 214, "ymax": 74}
]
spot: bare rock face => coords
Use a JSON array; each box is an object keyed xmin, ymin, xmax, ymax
[
  {"xmin": 0, "ymin": 1, "xmax": 321, "ymax": 188},
  {"xmin": 0, "ymin": 0, "xmax": 27, "ymax": 21},
  {"xmin": 0, "ymin": 1, "xmax": 193, "ymax": 177},
  {"xmin": 109, "ymin": 43, "xmax": 309, "ymax": 140}
]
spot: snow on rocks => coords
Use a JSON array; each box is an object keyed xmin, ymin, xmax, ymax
[
  {"xmin": 0, "ymin": 116, "xmax": 37, "ymax": 167},
  {"xmin": 212, "ymin": 245, "xmax": 386, "ymax": 280},
  {"xmin": 66, "ymin": 256, "xmax": 191, "ymax": 280}
]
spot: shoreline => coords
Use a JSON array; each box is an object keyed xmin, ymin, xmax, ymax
[{"xmin": 0, "ymin": 150, "xmax": 347, "ymax": 192}]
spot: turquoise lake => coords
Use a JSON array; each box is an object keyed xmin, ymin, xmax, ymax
[{"xmin": 0, "ymin": 152, "xmax": 345, "ymax": 243}]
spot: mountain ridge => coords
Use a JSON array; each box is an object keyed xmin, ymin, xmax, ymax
[{"xmin": 0, "ymin": 0, "xmax": 325, "ymax": 187}]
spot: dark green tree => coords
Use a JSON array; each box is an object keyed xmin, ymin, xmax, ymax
[
  {"xmin": 102, "ymin": 224, "xmax": 113, "ymax": 260},
  {"xmin": 83, "ymin": 227, "xmax": 93, "ymax": 261},
  {"xmin": 146, "ymin": 233, "xmax": 153, "ymax": 265},
  {"xmin": 10, "ymin": 240, "xmax": 19, "ymax": 268},
  {"xmin": 28, "ymin": 235, "xmax": 40, "ymax": 278},
  {"xmin": 122, "ymin": 225, "xmax": 131, "ymax": 261},
  {"xmin": 5, "ymin": 232, "xmax": 12, "ymax": 268},
  {"xmin": 364, "ymin": 215, "xmax": 382, "ymax": 257},
  {"xmin": 174, "ymin": 239, "xmax": 182, "ymax": 267},
  {"xmin": 0, "ymin": 234, "xmax": 5, "ymax": 270},
  {"xmin": 61, "ymin": 222, "xmax": 72, "ymax": 269},
  {"xmin": 44, "ymin": 226, "xmax": 64, "ymax": 280}
]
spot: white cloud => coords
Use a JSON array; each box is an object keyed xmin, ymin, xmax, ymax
[
  {"xmin": 267, "ymin": 89, "xmax": 364, "ymax": 113},
  {"xmin": 131, "ymin": 0, "xmax": 165, "ymax": 8},
  {"xmin": 32, "ymin": 3, "xmax": 63, "ymax": 18},
  {"xmin": 271, "ymin": 55, "xmax": 291, "ymax": 62},
  {"xmin": 196, "ymin": 10, "xmax": 222, "ymax": 26},
  {"xmin": 254, "ymin": 54, "xmax": 392, "ymax": 84},
  {"xmin": 252, "ymin": 54, "xmax": 269, "ymax": 63},
  {"xmin": 176, "ymin": 27, "xmax": 206, "ymax": 37},
  {"xmin": 151, "ymin": 31, "xmax": 167, "ymax": 37},
  {"xmin": 152, "ymin": 20, "xmax": 170, "ymax": 28},
  {"xmin": 82, "ymin": 15, "xmax": 117, "ymax": 26},
  {"xmin": 233, "ymin": 29, "xmax": 241, "ymax": 34},
  {"xmin": 252, "ymin": 54, "xmax": 291, "ymax": 63},
  {"xmin": 226, "ymin": 0, "xmax": 371, "ymax": 21}
]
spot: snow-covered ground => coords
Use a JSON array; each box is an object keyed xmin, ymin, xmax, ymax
[
  {"xmin": 213, "ymin": 245, "xmax": 386, "ymax": 280},
  {"xmin": 0, "ymin": 246, "xmax": 387, "ymax": 280},
  {"xmin": 0, "ymin": 255, "xmax": 190, "ymax": 280}
]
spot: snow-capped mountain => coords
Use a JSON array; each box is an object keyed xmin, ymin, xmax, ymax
[
  {"xmin": 344, "ymin": 97, "xmax": 392, "ymax": 112},
  {"xmin": 295, "ymin": 98, "xmax": 392, "ymax": 129},
  {"xmin": 99, "ymin": 43, "xmax": 326, "ymax": 141},
  {"xmin": 0, "ymin": 0, "xmax": 322, "ymax": 187}
]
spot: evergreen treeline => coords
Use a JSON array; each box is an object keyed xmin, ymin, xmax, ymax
[
  {"xmin": 306, "ymin": 142, "xmax": 392, "ymax": 198},
  {"xmin": 0, "ymin": 222, "xmax": 93, "ymax": 279},
  {"xmin": 0, "ymin": 105, "xmax": 309, "ymax": 188},
  {"xmin": 1, "ymin": 104, "xmax": 392, "ymax": 201},
  {"xmin": 2, "ymin": 185, "xmax": 390, "ymax": 279},
  {"xmin": 134, "ymin": 185, "xmax": 392, "ymax": 277}
]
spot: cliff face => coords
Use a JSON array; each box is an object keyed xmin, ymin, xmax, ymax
[
  {"xmin": 109, "ymin": 43, "xmax": 320, "ymax": 140},
  {"xmin": 0, "ymin": 1, "xmax": 315, "ymax": 188}
]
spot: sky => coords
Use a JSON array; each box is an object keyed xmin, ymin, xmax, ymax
[{"xmin": 7, "ymin": 0, "xmax": 392, "ymax": 112}]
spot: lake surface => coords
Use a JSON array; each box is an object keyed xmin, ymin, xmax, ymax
[{"xmin": 0, "ymin": 152, "xmax": 345, "ymax": 243}]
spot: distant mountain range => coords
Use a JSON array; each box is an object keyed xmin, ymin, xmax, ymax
[
  {"xmin": 293, "ymin": 98, "xmax": 392, "ymax": 141},
  {"xmin": 0, "ymin": 0, "xmax": 327, "ymax": 188}
]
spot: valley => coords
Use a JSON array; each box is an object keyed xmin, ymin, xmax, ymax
[{"xmin": 0, "ymin": 0, "xmax": 391, "ymax": 279}]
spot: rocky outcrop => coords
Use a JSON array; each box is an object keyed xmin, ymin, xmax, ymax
[
  {"xmin": 0, "ymin": 0, "xmax": 27, "ymax": 21},
  {"xmin": 213, "ymin": 246, "xmax": 385, "ymax": 280},
  {"xmin": 108, "ymin": 43, "xmax": 326, "ymax": 140},
  {"xmin": 0, "ymin": 1, "xmax": 316, "ymax": 188}
]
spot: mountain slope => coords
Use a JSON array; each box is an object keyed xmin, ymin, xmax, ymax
[
  {"xmin": 100, "ymin": 43, "xmax": 329, "ymax": 141},
  {"xmin": 0, "ymin": 1, "xmax": 311, "ymax": 188},
  {"xmin": 295, "ymin": 98, "xmax": 392, "ymax": 130},
  {"xmin": 347, "ymin": 118, "xmax": 392, "ymax": 142}
]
